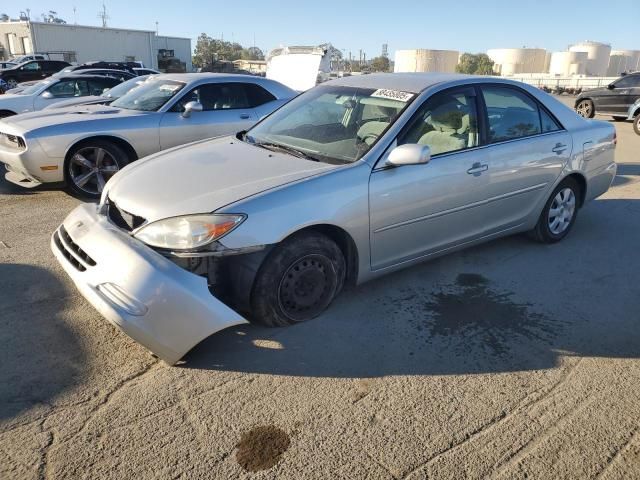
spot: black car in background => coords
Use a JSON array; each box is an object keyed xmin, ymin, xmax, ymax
[
  {"xmin": 0, "ymin": 60, "xmax": 71, "ymax": 89},
  {"xmin": 575, "ymin": 72, "xmax": 640, "ymax": 120}
]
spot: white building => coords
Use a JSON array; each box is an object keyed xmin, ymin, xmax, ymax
[
  {"xmin": 568, "ymin": 41, "xmax": 611, "ymax": 77},
  {"xmin": 394, "ymin": 49, "xmax": 459, "ymax": 73},
  {"xmin": 0, "ymin": 20, "xmax": 191, "ymax": 72},
  {"xmin": 486, "ymin": 48, "xmax": 548, "ymax": 75}
]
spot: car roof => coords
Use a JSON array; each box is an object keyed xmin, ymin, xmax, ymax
[
  {"xmin": 155, "ymin": 72, "xmax": 266, "ymax": 83},
  {"xmin": 54, "ymin": 74, "xmax": 121, "ymax": 80},
  {"xmin": 326, "ymin": 73, "xmax": 503, "ymax": 93}
]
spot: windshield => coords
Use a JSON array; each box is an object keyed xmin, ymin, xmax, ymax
[
  {"xmin": 101, "ymin": 75, "xmax": 151, "ymax": 99},
  {"xmin": 18, "ymin": 81, "xmax": 50, "ymax": 96},
  {"xmin": 111, "ymin": 79, "xmax": 184, "ymax": 111},
  {"xmin": 245, "ymin": 85, "xmax": 412, "ymax": 164}
]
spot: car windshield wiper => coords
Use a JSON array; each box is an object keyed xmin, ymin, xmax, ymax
[{"xmin": 253, "ymin": 141, "xmax": 320, "ymax": 162}]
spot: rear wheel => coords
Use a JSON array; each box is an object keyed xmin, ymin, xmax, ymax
[
  {"xmin": 575, "ymin": 99, "xmax": 594, "ymax": 118},
  {"xmin": 64, "ymin": 140, "xmax": 129, "ymax": 199},
  {"xmin": 634, "ymin": 115, "xmax": 640, "ymax": 135},
  {"xmin": 251, "ymin": 231, "xmax": 345, "ymax": 327},
  {"xmin": 530, "ymin": 178, "xmax": 580, "ymax": 243}
]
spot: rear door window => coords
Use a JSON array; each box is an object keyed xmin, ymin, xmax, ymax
[{"xmin": 481, "ymin": 86, "xmax": 543, "ymax": 142}]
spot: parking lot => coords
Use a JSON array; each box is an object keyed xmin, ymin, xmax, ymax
[{"xmin": 1, "ymin": 96, "xmax": 639, "ymax": 479}]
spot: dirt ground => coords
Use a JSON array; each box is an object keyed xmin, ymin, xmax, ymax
[{"xmin": 1, "ymin": 97, "xmax": 639, "ymax": 479}]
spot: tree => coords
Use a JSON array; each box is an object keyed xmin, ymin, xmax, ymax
[
  {"xmin": 42, "ymin": 10, "xmax": 66, "ymax": 24},
  {"xmin": 192, "ymin": 34, "xmax": 247, "ymax": 68},
  {"xmin": 0, "ymin": 13, "xmax": 9, "ymax": 22},
  {"xmin": 370, "ymin": 56, "xmax": 390, "ymax": 72},
  {"xmin": 456, "ymin": 53, "xmax": 494, "ymax": 75},
  {"xmin": 241, "ymin": 47, "xmax": 264, "ymax": 61}
]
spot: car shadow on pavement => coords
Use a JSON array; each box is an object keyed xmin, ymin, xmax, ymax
[
  {"xmin": 0, "ymin": 264, "xmax": 86, "ymax": 421},
  {"xmin": 184, "ymin": 198, "xmax": 640, "ymax": 378}
]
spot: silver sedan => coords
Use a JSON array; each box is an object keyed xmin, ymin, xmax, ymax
[
  {"xmin": 0, "ymin": 73, "xmax": 296, "ymax": 198},
  {"xmin": 52, "ymin": 73, "xmax": 617, "ymax": 364}
]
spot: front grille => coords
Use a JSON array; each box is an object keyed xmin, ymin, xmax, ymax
[
  {"xmin": 53, "ymin": 225, "xmax": 96, "ymax": 272},
  {"xmin": 107, "ymin": 199, "xmax": 146, "ymax": 232}
]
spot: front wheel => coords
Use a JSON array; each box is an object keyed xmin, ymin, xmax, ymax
[
  {"xmin": 64, "ymin": 140, "xmax": 129, "ymax": 199},
  {"xmin": 634, "ymin": 115, "xmax": 640, "ymax": 135},
  {"xmin": 6, "ymin": 78, "xmax": 18, "ymax": 89},
  {"xmin": 575, "ymin": 99, "xmax": 594, "ymax": 118},
  {"xmin": 251, "ymin": 231, "xmax": 346, "ymax": 327},
  {"xmin": 530, "ymin": 178, "xmax": 580, "ymax": 243}
]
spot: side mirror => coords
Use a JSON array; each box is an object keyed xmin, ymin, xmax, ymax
[
  {"xmin": 607, "ymin": 83, "xmax": 615, "ymax": 90},
  {"xmin": 386, "ymin": 144, "xmax": 431, "ymax": 167},
  {"xmin": 182, "ymin": 101, "xmax": 203, "ymax": 118},
  {"xmin": 41, "ymin": 91, "xmax": 53, "ymax": 99}
]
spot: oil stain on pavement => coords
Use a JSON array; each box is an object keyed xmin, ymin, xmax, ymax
[
  {"xmin": 236, "ymin": 425, "xmax": 291, "ymax": 472},
  {"xmin": 388, "ymin": 273, "xmax": 560, "ymax": 357}
]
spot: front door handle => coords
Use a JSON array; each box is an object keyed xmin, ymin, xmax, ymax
[
  {"xmin": 552, "ymin": 143, "xmax": 568, "ymax": 154},
  {"xmin": 467, "ymin": 162, "xmax": 488, "ymax": 175},
  {"xmin": 239, "ymin": 113, "xmax": 251, "ymax": 119}
]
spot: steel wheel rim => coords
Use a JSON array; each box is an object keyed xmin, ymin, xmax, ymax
[
  {"xmin": 68, "ymin": 147, "xmax": 119, "ymax": 195},
  {"xmin": 548, "ymin": 188, "xmax": 576, "ymax": 235},
  {"xmin": 577, "ymin": 101, "xmax": 592, "ymax": 117},
  {"xmin": 278, "ymin": 254, "xmax": 336, "ymax": 321}
]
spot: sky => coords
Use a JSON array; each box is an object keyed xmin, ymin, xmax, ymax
[{"xmin": 4, "ymin": 0, "xmax": 639, "ymax": 59}]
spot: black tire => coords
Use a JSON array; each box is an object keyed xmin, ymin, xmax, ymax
[
  {"xmin": 530, "ymin": 178, "xmax": 580, "ymax": 244},
  {"xmin": 612, "ymin": 116, "xmax": 626, "ymax": 122},
  {"xmin": 0, "ymin": 110, "xmax": 16, "ymax": 119},
  {"xmin": 575, "ymin": 99, "xmax": 595, "ymax": 118},
  {"xmin": 250, "ymin": 231, "xmax": 346, "ymax": 327},
  {"xmin": 64, "ymin": 140, "xmax": 129, "ymax": 199},
  {"xmin": 634, "ymin": 115, "xmax": 640, "ymax": 136}
]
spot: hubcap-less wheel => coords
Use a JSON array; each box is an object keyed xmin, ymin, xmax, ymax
[
  {"xmin": 548, "ymin": 188, "xmax": 576, "ymax": 235},
  {"xmin": 7, "ymin": 79, "xmax": 18, "ymax": 89},
  {"xmin": 68, "ymin": 147, "xmax": 119, "ymax": 196},
  {"xmin": 278, "ymin": 254, "xmax": 337, "ymax": 322},
  {"xmin": 576, "ymin": 100, "xmax": 593, "ymax": 118}
]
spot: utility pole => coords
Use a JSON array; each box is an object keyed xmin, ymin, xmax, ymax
[
  {"xmin": 155, "ymin": 21, "xmax": 159, "ymax": 35},
  {"xmin": 73, "ymin": 6, "xmax": 77, "ymax": 24},
  {"xmin": 97, "ymin": 3, "xmax": 109, "ymax": 28}
]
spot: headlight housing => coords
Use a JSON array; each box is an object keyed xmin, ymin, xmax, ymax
[{"xmin": 134, "ymin": 214, "xmax": 245, "ymax": 250}]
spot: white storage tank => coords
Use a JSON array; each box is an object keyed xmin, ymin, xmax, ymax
[
  {"xmin": 549, "ymin": 51, "xmax": 588, "ymax": 76},
  {"xmin": 486, "ymin": 48, "xmax": 548, "ymax": 75},
  {"xmin": 568, "ymin": 41, "xmax": 611, "ymax": 76},
  {"xmin": 394, "ymin": 49, "xmax": 460, "ymax": 73},
  {"xmin": 607, "ymin": 49, "xmax": 640, "ymax": 76}
]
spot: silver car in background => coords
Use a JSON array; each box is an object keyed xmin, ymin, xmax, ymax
[
  {"xmin": 0, "ymin": 73, "xmax": 296, "ymax": 197},
  {"xmin": 52, "ymin": 73, "xmax": 616, "ymax": 364},
  {"xmin": 42, "ymin": 74, "xmax": 154, "ymax": 110}
]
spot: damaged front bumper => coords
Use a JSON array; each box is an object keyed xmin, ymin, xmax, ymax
[{"xmin": 51, "ymin": 203, "xmax": 249, "ymax": 364}]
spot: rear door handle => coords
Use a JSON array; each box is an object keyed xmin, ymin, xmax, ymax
[
  {"xmin": 239, "ymin": 113, "xmax": 251, "ymax": 119},
  {"xmin": 552, "ymin": 143, "xmax": 568, "ymax": 154},
  {"xmin": 467, "ymin": 163, "xmax": 488, "ymax": 175}
]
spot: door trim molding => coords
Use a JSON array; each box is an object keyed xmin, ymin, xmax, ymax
[{"xmin": 373, "ymin": 182, "xmax": 547, "ymax": 234}]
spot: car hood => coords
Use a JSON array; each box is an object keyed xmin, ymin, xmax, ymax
[
  {"xmin": 104, "ymin": 137, "xmax": 341, "ymax": 223},
  {"xmin": 0, "ymin": 104, "xmax": 149, "ymax": 133}
]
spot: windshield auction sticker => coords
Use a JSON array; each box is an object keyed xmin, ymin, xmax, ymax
[{"xmin": 371, "ymin": 89, "xmax": 415, "ymax": 102}]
